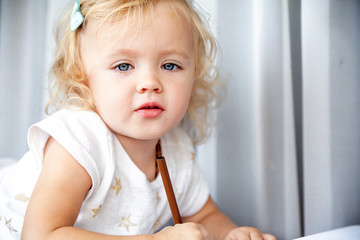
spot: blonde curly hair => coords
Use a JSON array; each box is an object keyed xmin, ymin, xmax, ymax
[{"xmin": 47, "ymin": 0, "xmax": 221, "ymax": 144}]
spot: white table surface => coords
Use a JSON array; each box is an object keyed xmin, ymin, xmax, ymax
[{"xmin": 293, "ymin": 225, "xmax": 360, "ymax": 240}]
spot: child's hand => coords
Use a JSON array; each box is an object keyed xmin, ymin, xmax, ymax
[
  {"xmin": 223, "ymin": 227, "xmax": 277, "ymax": 240},
  {"xmin": 154, "ymin": 222, "xmax": 210, "ymax": 240}
]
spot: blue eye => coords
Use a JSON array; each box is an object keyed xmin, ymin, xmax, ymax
[
  {"xmin": 162, "ymin": 63, "xmax": 179, "ymax": 71},
  {"xmin": 116, "ymin": 63, "xmax": 133, "ymax": 72}
]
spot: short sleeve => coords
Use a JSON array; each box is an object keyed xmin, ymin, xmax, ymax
[
  {"xmin": 27, "ymin": 110, "xmax": 114, "ymax": 199},
  {"xmin": 178, "ymin": 160, "xmax": 210, "ymax": 217}
]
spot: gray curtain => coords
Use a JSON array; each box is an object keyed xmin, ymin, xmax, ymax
[
  {"xmin": 1, "ymin": 0, "xmax": 359, "ymax": 239},
  {"xmin": 0, "ymin": 0, "xmax": 48, "ymax": 159},
  {"xmin": 302, "ymin": 0, "xmax": 360, "ymax": 236},
  {"xmin": 197, "ymin": 0, "xmax": 360, "ymax": 239}
]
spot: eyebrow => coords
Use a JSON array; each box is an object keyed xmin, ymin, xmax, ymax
[
  {"xmin": 106, "ymin": 49, "xmax": 137, "ymax": 59},
  {"xmin": 106, "ymin": 48, "xmax": 190, "ymax": 60},
  {"xmin": 158, "ymin": 49, "xmax": 190, "ymax": 60}
]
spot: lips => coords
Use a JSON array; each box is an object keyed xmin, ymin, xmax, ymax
[{"xmin": 135, "ymin": 102, "xmax": 164, "ymax": 118}]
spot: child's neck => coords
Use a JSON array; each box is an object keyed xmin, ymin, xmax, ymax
[{"xmin": 116, "ymin": 136, "xmax": 159, "ymax": 182}]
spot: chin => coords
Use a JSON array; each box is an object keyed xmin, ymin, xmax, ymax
[
  {"xmin": 115, "ymin": 129, "xmax": 168, "ymax": 142},
  {"xmin": 134, "ymin": 130, "xmax": 168, "ymax": 141}
]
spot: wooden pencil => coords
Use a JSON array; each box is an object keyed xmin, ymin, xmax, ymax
[{"xmin": 156, "ymin": 142, "xmax": 182, "ymax": 224}]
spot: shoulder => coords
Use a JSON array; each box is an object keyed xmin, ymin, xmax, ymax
[
  {"xmin": 38, "ymin": 109, "xmax": 107, "ymax": 131},
  {"xmin": 27, "ymin": 109, "xmax": 117, "ymax": 199},
  {"xmin": 29, "ymin": 109, "xmax": 111, "ymax": 144},
  {"xmin": 161, "ymin": 126, "xmax": 195, "ymax": 169},
  {"xmin": 161, "ymin": 127, "xmax": 210, "ymax": 217},
  {"xmin": 162, "ymin": 126, "xmax": 193, "ymax": 151},
  {"xmin": 27, "ymin": 109, "xmax": 114, "ymax": 178}
]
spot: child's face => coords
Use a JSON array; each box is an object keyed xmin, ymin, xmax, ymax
[{"xmin": 80, "ymin": 1, "xmax": 195, "ymax": 142}]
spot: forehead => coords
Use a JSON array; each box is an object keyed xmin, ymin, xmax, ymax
[
  {"xmin": 80, "ymin": 1, "xmax": 194, "ymax": 57},
  {"xmin": 84, "ymin": 2, "xmax": 192, "ymax": 41}
]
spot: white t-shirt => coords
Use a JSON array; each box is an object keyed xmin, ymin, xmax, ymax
[{"xmin": 0, "ymin": 109, "xmax": 209, "ymax": 239}]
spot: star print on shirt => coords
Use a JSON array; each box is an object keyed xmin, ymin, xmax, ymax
[
  {"xmin": 4, "ymin": 217, "xmax": 18, "ymax": 234},
  {"xmin": 111, "ymin": 177, "xmax": 122, "ymax": 196},
  {"xmin": 118, "ymin": 214, "xmax": 137, "ymax": 232},
  {"xmin": 156, "ymin": 191, "xmax": 161, "ymax": 202},
  {"xmin": 191, "ymin": 152, "xmax": 195, "ymax": 161},
  {"xmin": 174, "ymin": 187, "xmax": 182, "ymax": 200},
  {"xmin": 14, "ymin": 192, "xmax": 30, "ymax": 202},
  {"xmin": 153, "ymin": 216, "xmax": 162, "ymax": 232},
  {"xmin": 92, "ymin": 204, "xmax": 102, "ymax": 218}
]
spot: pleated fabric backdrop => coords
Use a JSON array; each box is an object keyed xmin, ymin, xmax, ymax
[{"xmin": 1, "ymin": 0, "xmax": 359, "ymax": 239}]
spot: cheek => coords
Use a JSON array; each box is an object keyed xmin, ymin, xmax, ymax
[
  {"xmin": 172, "ymin": 80, "xmax": 195, "ymax": 113},
  {"xmin": 96, "ymin": 88, "xmax": 127, "ymax": 107},
  {"xmin": 89, "ymin": 81, "xmax": 127, "ymax": 113},
  {"xmin": 88, "ymin": 73, "xmax": 123, "ymax": 102}
]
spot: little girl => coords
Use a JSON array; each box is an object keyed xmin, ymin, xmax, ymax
[{"xmin": 0, "ymin": 0, "xmax": 276, "ymax": 239}]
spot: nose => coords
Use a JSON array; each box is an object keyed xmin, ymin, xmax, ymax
[{"xmin": 136, "ymin": 69, "xmax": 163, "ymax": 94}]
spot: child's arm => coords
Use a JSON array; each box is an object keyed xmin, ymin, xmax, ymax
[
  {"xmin": 21, "ymin": 137, "xmax": 147, "ymax": 239},
  {"xmin": 183, "ymin": 197, "xmax": 277, "ymax": 240},
  {"xmin": 21, "ymin": 138, "xmax": 207, "ymax": 240}
]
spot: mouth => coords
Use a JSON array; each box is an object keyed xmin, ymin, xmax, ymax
[
  {"xmin": 141, "ymin": 106, "xmax": 161, "ymax": 109},
  {"xmin": 136, "ymin": 102, "xmax": 164, "ymax": 110},
  {"xmin": 136, "ymin": 102, "xmax": 164, "ymax": 118}
]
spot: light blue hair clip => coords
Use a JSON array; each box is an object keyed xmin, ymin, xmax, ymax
[{"xmin": 70, "ymin": 0, "xmax": 84, "ymax": 31}]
